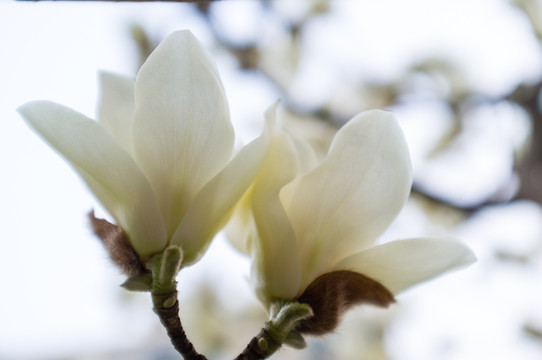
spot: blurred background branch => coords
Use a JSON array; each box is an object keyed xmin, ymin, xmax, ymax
[
  {"xmin": 18, "ymin": 0, "xmax": 213, "ymax": 2},
  {"xmin": 131, "ymin": 0, "xmax": 542, "ymax": 215},
  {"xmin": 3, "ymin": 0, "xmax": 542, "ymax": 359},
  {"xmin": 122, "ymin": 2, "xmax": 542, "ymax": 357}
]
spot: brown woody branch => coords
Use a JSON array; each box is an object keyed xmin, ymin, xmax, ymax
[{"xmin": 152, "ymin": 290, "xmax": 208, "ymax": 360}]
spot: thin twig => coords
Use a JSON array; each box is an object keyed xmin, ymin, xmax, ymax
[
  {"xmin": 152, "ymin": 290, "xmax": 208, "ymax": 360},
  {"xmin": 234, "ymin": 327, "xmax": 282, "ymax": 360}
]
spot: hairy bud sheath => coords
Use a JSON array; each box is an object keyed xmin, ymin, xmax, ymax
[
  {"xmin": 295, "ymin": 270, "xmax": 395, "ymax": 335},
  {"xmin": 89, "ymin": 211, "xmax": 148, "ymax": 277}
]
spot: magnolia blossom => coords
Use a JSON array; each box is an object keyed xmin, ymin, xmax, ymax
[
  {"xmin": 228, "ymin": 105, "xmax": 476, "ymax": 305},
  {"xmin": 18, "ymin": 30, "xmax": 268, "ymax": 264}
]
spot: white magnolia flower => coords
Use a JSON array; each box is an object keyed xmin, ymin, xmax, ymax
[
  {"xmin": 228, "ymin": 104, "xmax": 476, "ymax": 306},
  {"xmin": 19, "ymin": 30, "xmax": 269, "ymax": 264}
]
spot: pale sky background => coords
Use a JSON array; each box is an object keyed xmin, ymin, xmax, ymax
[{"xmin": 1, "ymin": 1, "xmax": 542, "ymax": 359}]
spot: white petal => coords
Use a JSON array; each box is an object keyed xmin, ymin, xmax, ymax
[
  {"xmin": 171, "ymin": 126, "xmax": 271, "ymax": 265},
  {"xmin": 19, "ymin": 101, "xmax": 167, "ymax": 257},
  {"xmin": 333, "ymin": 238, "xmax": 477, "ymax": 294},
  {"xmin": 224, "ymin": 190, "xmax": 254, "ymax": 255},
  {"xmin": 225, "ymin": 103, "xmax": 283, "ymax": 256},
  {"xmin": 132, "ymin": 30, "xmax": 234, "ymax": 237},
  {"xmin": 279, "ymin": 130, "xmax": 319, "ymax": 210},
  {"xmin": 251, "ymin": 105, "xmax": 302, "ymax": 301},
  {"xmin": 288, "ymin": 130, "xmax": 320, "ymax": 174},
  {"xmin": 285, "ymin": 110, "xmax": 412, "ymax": 283},
  {"xmin": 97, "ymin": 71, "xmax": 135, "ymax": 154}
]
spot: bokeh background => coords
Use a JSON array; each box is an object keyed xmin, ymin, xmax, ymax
[{"xmin": 1, "ymin": 0, "xmax": 542, "ymax": 359}]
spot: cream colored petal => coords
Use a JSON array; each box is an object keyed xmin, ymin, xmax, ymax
[
  {"xmin": 19, "ymin": 101, "xmax": 167, "ymax": 258},
  {"xmin": 224, "ymin": 189, "xmax": 255, "ymax": 255},
  {"xmin": 279, "ymin": 131, "xmax": 319, "ymax": 210},
  {"xmin": 333, "ymin": 238, "xmax": 477, "ymax": 294},
  {"xmin": 97, "ymin": 71, "xmax": 135, "ymax": 154},
  {"xmin": 225, "ymin": 103, "xmax": 282, "ymax": 256},
  {"xmin": 132, "ymin": 30, "xmax": 234, "ymax": 237},
  {"xmin": 286, "ymin": 110, "xmax": 412, "ymax": 283},
  {"xmin": 289, "ymin": 131, "xmax": 319, "ymax": 174},
  {"xmin": 250, "ymin": 105, "xmax": 302, "ymax": 301},
  {"xmin": 171, "ymin": 129, "xmax": 271, "ymax": 265}
]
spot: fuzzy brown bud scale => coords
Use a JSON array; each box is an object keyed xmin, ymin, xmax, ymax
[
  {"xmin": 89, "ymin": 211, "xmax": 148, "ymax": 277},
  {"xmin": 295, "ymin": 270, "xmax": 396, "ymax": 335}
]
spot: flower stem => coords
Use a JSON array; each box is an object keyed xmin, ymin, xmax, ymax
[
  {"xmin": 148, "ymin": 248, "xmax": 311, "ymax": 360},
  {"xmin": 234, "ymin": 301, "xmax": 313, "ymax": 360},
  {"xmin": 149, "ymin": 246, "xmax": 207, "ymax": 360},
  {"xmin": 234, "ymin": 327, "xmax": 282, "ymax": 360},
  {"xmin": 152, "ymin": 289, "xmax": 208, "ymax": 360}
]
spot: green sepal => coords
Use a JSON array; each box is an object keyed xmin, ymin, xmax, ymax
[
  {"xmin": 121, "ymin": 274, "xmax": 153, "ymax": 292},
  {"xmin": 265, "ymin": 301, "xmax": 313, "ymax": 345},
  {"xmin": 147, "ymin": 245, "xmax": 183, "ymax": 294},
  {"xmin": 284, "ymin": 330, "xmax": 307, "ymax": 349},
  {"xmin": 272, "ymin": 302, "xmax": 313, "ymax": 330}
]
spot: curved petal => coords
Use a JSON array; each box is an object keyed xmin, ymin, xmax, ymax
[
  {"xmin": 97, "ymin": 71, "xmax": 135, "ymax": 154},
  {"xmin": 285, "ymin": 110, "xmax": 412, "ymax": 284},
  {"xmin": 224, "ymin": 103, "xmax": 286, "ymax": 257},
  {"xmin": 132, "ymin": 30, "xmax": 234, "ymax": 237},
  {"xmin": 171, "ymin": 125, "xmax": 272, "ymax": 265},
  {"xmin": 19, "ymin": 101, "xmax": 167, "ymax": 258},
  {"xmin": 224, "ymin": 189, "xmax": 254, "ymax": 255},
  {"xmin": 279, "ymin": 130, "xmax": 319, "ymax": 210},
  {"xmin": 225, "ymin": 101, "xmax": 282, "ymax": 255},
  {"xmin": 333, "ymin": 238, "xmax": 477, "ymax": 294},
  {"xmin": 250, "ymin": 105, "xmax": 302, "ymax": 302},
  {"xmin": 288, "ymin": 130, "xmax": 320, "ymax": 174}
]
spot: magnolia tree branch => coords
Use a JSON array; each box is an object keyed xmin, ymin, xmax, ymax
[
  {"xmin": 234, "ymin": 302, "xmax": 313, "ymax": 360},
  {"xmin": 147, "ymin": 247, "xmax": 312, "ymax": 360},
  {"xmin": 18, "ymin": 0, "xmax": 210, "ymax": 2},
  {"xmin": 234, "ymin": 328, "xmax": 282, "ymax": 360},
  {"xmin": 152, "ymin": 290, "xmax": 208, "ymax": 360},
  {"xmin": 148, "ymin": 247, "xmax": 208, "ymax": 360}
]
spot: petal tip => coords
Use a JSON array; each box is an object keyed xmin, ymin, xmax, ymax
[{"xmin": 17, "ymin": 100, "xmax": 57, "ymax": 125}]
